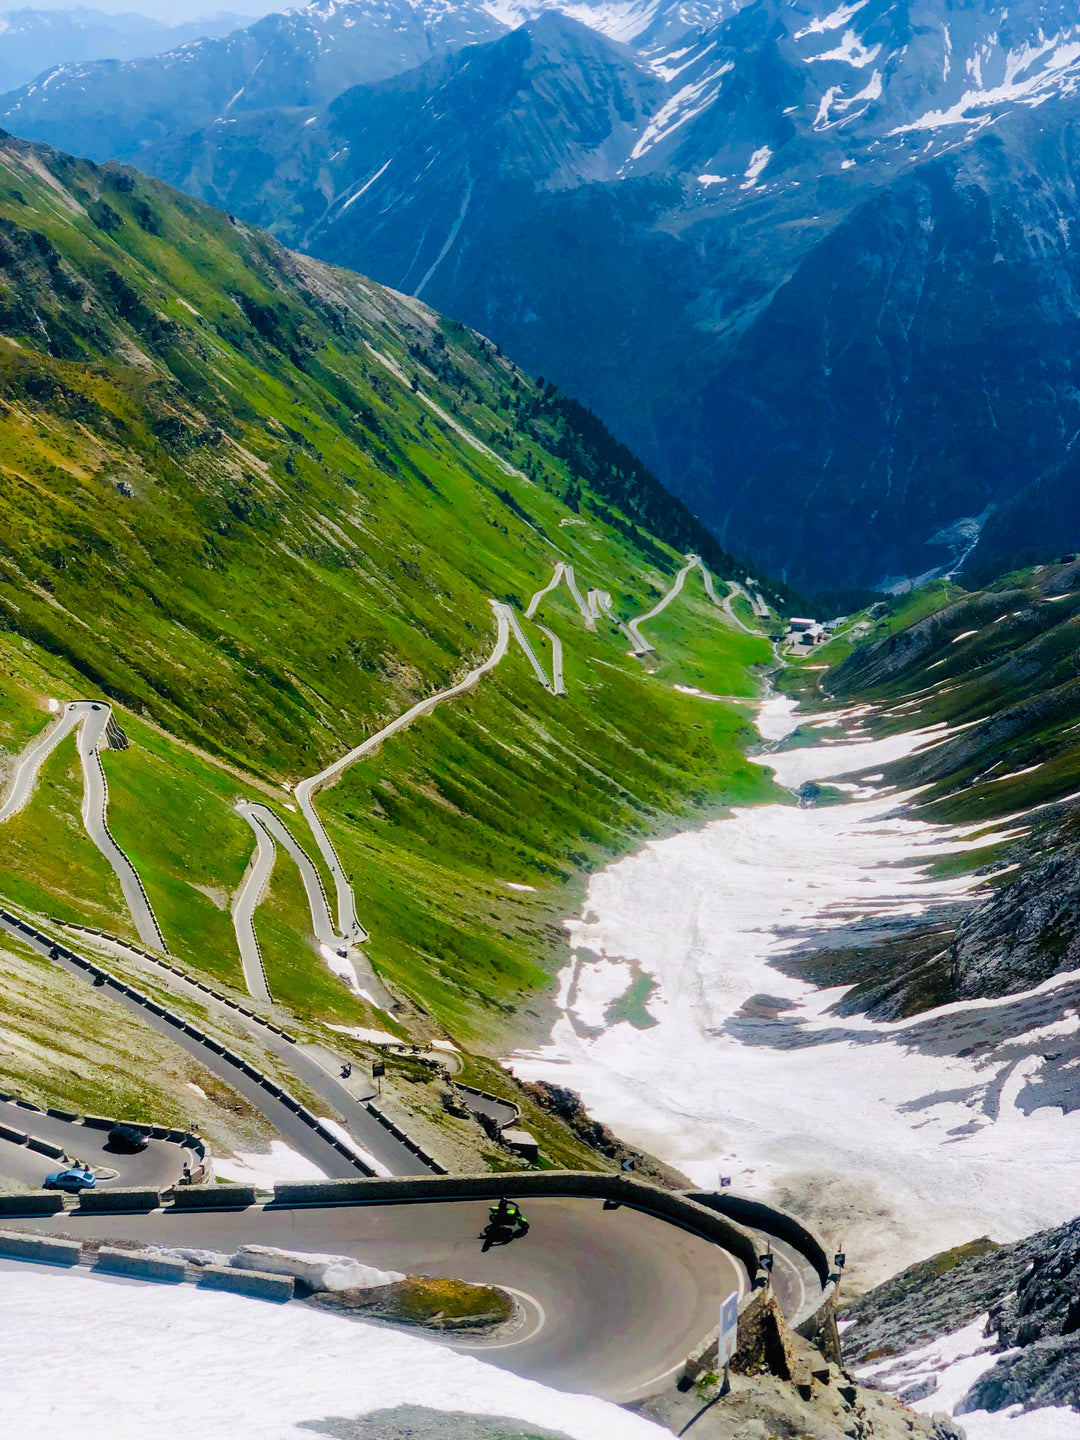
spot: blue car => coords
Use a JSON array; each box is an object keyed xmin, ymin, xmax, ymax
[{"xmin": 43, "ymin": 1166, "xmax": 97, "ymax": 1192}]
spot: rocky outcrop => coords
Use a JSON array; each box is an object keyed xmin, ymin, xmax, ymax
[
  {"xmin": 949, "ymin": 849, "xmax": 1080, "ymax": 1000},
  {"xmin": 844, "ymin": 1216, "xmax": 1080, "ymax": 1422},
  {"xmin": 635, "ymin": 1286, "xmax": 964, "ymax": 1440},
  {"xmin": 301, "ymin": 1409, "xmax": 577, "ymax": 1439}
]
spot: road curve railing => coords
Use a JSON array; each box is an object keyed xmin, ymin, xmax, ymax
[
  {"xmin": 0, "ymin": 908, "xmax": 444, "ymax": 1179},
  {"xmin": 0, "ymin": 1169, "xmax": 836, "ymax": 1346},
  {"xmin": 0, "ymin": 1171, "xmax": 761, "ymax": 1284}
]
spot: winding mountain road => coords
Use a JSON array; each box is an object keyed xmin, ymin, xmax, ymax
[
  {"xmin": 291, "ymin": 602, "xmax": 511, "ymax": 958},
  {"xmin": 10, "ymin": 1191, "xmax": 749, "ymax": 1402},
  {"xmin": 0, "ymin": 705, "xmax": 81, "ymax": 822},
  {"xmin": 0, "ymin": 702, "xmax": 167, "ymax": 952},
  {"xmin": 525, "ymin": 562, "xmax": 593, "ymax": 627},
  {"xmin": 0, "ymin": 911, "xmax": 437, "ymax": 1178},
  {"xmin": 76, "ymin": 705, "xmax": 167, "ymax": 952},
  {"xmin": 4, "ymin": 554, "xmax": 761, "ymax": 1016},
  {"xmin": 628, "ymin": 556, "xmax": 701, "ymax": 653}
]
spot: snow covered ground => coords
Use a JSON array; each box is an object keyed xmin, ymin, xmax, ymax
[
  {"xmin": 510, "ymin": 698, "xmax": 1080, "ymax": 1289},
  {"xmin": 0, "ymin": 1259, "xmax": 669, "ymax": 1440},
  {"xmin": 214, "ymin": 1140, "xmax": 328, "ymax": 1188}
]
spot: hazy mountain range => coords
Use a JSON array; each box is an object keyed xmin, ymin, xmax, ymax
[
  {"xmin": 0, "ymin": 5, "xmax": 263, "ymax": 90},
  {"xmin": 7, "ymin": 0, "xmax": 1080, "ymax": 591}
]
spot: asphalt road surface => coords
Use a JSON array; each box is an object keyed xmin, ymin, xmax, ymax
[
  {"xmin": 0, "ymin": 1100, "xmax": 185, "ymax": 1190},
  {"xmin": 12, "ymin": 1194, "xmax": 742, "ymax": 1401}
]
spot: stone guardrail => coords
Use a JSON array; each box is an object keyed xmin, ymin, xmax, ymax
[
  {"xmin": 0, "ymin": 1229, "xmax": 293, "ymax": 1301},
  {"xmin": 0, "ymin": 910, "xmax": 380, "ymax": 1178},
  {"xmin": 685, "ymin": 1190, "xmax": 840, "ymax": 1360},
  {"xmin": 261, "ymin": 1172, "xmax": 764, "ymax": 1280},
  {"xmin": 686, "ymin": 1191, "xmax": 832, "ymax": 1289},
  {"xmin": 362, "ymin": 1101, "xmax": 447, "ymax": 1174},
  {"xmin": 56, "ymin": 922, "xmax": 295, "ymax": 1041},
  {"xmin": 0, "ymin": 1173, "xmax": 763, "ymax": 1281}
]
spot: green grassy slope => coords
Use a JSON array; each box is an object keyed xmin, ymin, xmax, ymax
[{"xmin": 0, "ymin": 134, "xmax": 782, "ymax": 1063}]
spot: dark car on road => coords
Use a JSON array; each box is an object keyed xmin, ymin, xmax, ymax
[
  {"xmin": 107, "ymin": 1123, "xmax": 149, "ymax": 1152},
  {"xmin": 43, "ymin": 1166, "xmax": 96, "ymax": 1192}
]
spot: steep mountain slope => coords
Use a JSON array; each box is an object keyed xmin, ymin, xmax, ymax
[
  {"xmin": 0, "ymin": 132, "xmax": 782, "ymax": 1071},
  {"xmin": 0, "ymin": 6, "xmax": 255, "ymax": 93},
  {"xmin": 781, "ymin": 560, "xmax": 1080, "ymax": 1022},
  {"xmin": 11, "ymin": 0, "xmax": 1080, "ymax": 588}
]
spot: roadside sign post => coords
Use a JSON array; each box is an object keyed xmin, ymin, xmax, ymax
[
  {"xmin": 718, "ymin": 1289, "xmax": 739, "ymax": 1397},
  {"xmin": 372, "ymin": 1059, "xmax": 385, "ymax": 1095}
]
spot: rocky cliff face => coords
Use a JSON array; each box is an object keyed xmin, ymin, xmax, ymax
[
  {"xmin": 791, "ymin": 562, "xmax": 1080, "ymax": 1018},
  {"xmin": 844, "ymin": 1216, "xmax": 1080, "ymax": 1423}
]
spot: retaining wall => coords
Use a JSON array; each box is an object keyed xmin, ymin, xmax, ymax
[
  {"xmin": 96, "ymin": 1246, "xmax": 186, "ymax": 1282},
  {"xmin": 0, "ymin": 1229, "xmax": 80, "ymax": 1265},
  {"xmin": 196, "ymin": 1264, "xmax": 294, "ymax": 1303}
]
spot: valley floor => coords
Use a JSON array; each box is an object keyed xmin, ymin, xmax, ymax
[{"xmin": 510, "ymin": 697, "xmax": 1080, "ymax": 1291}]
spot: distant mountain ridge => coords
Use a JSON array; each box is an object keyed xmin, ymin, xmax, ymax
[
  {"xmin": 0, "ymin": 5, "xmax": 256, "ymax": 92},
  {"xmin": 9, "ymin": 0, "xmax": 1080, "ymax": 588}
]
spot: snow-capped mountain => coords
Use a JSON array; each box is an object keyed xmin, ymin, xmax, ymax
[
  {"xmin": 0, "ymin": 0, "xmax": 507, "ymax": 160},
  {"xmin": 9, "ymin": 0, "xmax": 1080, "ymax": 588},
  {"xmin": 0, "ymin": 7, "xmax": 257, "ymax": 93}
]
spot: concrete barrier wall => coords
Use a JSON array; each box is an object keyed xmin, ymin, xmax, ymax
[
  {"xmin": 267, "ymin": 1171, "xmax": 762, "ymax": 1280},
  {"xmin": 26, "ymin": 1136, "xmax": 64, "ymax": 1159},
  {"xmin": 95, "ymin": 1246, "xmax": 186, "ymax": 1282},
  {"xmin": 0, "ymin": 1123, "xmax": 28, "ymax": 1144},
  {"xmin": 169, "ymin": 1186, "xmax": 256, "ymax": 1210},
  {"xmin": 0, "ymin": 1229, "xmax": 80, "ymax": 1265},
  {"xmin": 77, "ymin": 1187, "xmax": 161, "ymax": 1213},
  {"xmin": 0, "ymin": 1193, "xmax": 64, "ymax": 1216},
  {"xmin": 196, "ymin": 1264, "xmax": 294, "ymax": 1303}
]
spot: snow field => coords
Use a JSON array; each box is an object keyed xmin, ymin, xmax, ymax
[
  {"xmin": 0, "ymin": 1259, "xmax": 669, "ymax": 1440},
  {"xmin": 510, "ymin": 699, "xmax": 1080, "ymax": 1287}
]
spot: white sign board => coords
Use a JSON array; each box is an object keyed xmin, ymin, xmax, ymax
[{"xmin": 719, "ymin": 1290, "xmax": 739, "ymax": 1365}]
